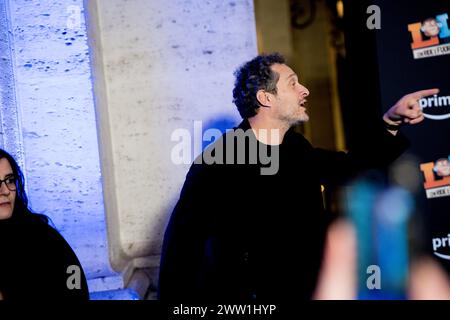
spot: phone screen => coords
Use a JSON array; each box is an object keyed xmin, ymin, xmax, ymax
[{"xmin": 344, "ymin": 178, "xmax": 412, "ymax": 299}]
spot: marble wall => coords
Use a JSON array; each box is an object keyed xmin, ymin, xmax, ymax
[
  {"xmin": 85, "ymin": 0, "xmax": 257, "ymax": 276},
  {"xmin": 2, "ymin": 0, "xmax": 116, "ymax": 292},
  {"xmin": 1, "ymin": 0, "xmax": 258, "ymax": 298}
]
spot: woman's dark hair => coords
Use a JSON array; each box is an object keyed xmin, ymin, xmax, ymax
[
  {"xmin": 0, "ymin": 148, "xmax": 49, "ymax": 224},
  {"xmin": 232, "ymin": 53, "xmax": 286, "ymax": 119}
]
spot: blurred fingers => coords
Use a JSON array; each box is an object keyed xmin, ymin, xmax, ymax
[{"xmin": 313, "ymin": 219, "xmax": 357, "ymax": 300}]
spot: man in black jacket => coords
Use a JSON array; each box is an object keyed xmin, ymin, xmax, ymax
[{"xmin": 158, "ymin": 53, "xmax": 438, "ymax": 301}]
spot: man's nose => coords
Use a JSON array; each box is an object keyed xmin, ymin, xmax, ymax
[{"xmin": 299, "ymin": 85, "xmax": 309, "ymax": 98}]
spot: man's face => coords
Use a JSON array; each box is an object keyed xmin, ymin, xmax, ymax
[
  {"xmin": 434, "ymin": 159, "xmax": 450, "ymax": 177},
  {"xmin": 270, "ymin": 63, "xmax": 310, "ymax": 126},
  {"xmin": 422, "ymin": 19, "xmax": 440, "ymax": 37}
]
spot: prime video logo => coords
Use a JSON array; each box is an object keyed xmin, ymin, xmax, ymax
[
  {"xmin": 419, "ymin": 94, "xmax": 450, "ymax": 120},
  {"xmin": 432, "ymin": 234, "xmax": 450, "ymax": 260}
]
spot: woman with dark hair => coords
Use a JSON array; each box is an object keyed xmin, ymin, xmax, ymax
[{"xmin": 0, "ymin": 149, "xmax": 89, "ymax": 300}]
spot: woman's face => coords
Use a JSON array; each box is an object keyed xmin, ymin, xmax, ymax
[{"xmin": 0, "ymin": 158, "xmax": 16, "ymax": 220}]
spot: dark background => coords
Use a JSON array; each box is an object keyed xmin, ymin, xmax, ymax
[{"xmin": 343, "ymin": 0, "xmax": 450, "ymax": 274}]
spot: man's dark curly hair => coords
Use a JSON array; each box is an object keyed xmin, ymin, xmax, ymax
[{"xmin": 232, "ymin": 53, "xmax": 286, "ymax": 119}]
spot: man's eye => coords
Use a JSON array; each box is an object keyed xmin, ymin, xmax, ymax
[{"xmin": 6, "ymin": 178, "xmax": 15, "ymax": 184}]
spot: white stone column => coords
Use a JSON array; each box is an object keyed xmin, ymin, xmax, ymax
[
  {"xmin": 85, "ymin": 0, "xmax": 257, "ymax": 297},
  {"xmin": 4, "ymin": 0, "xmax": 118, "ymax": 296}
]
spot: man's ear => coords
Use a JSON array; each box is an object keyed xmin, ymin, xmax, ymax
[{"xmin": 256, "ymin": 89, "xmax": 271, "ymax": 108}]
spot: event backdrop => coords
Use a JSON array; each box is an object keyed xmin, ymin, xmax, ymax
[
  {"xmin": 374, "ymin": 0, "xmax": 450, "ymax": 272},
  {"xmin": 342, "ymin": 0, "xmax": 450, "ymax": 298}
]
